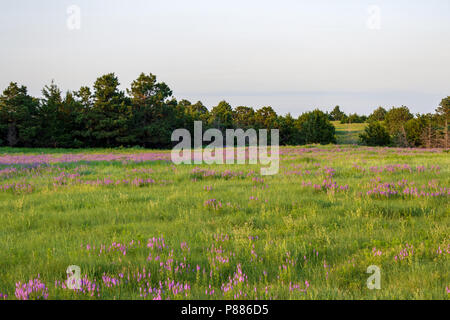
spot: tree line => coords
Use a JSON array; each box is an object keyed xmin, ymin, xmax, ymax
[
  {"xmin": 0, "ymin": 72, "xmax": 448, "ymax": 149},
  {"xmin": 358, "ymin": 103, "xmax": 449, "ymax": 148}
]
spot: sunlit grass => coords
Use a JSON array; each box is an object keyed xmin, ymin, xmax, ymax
[
  {"xmin": 0, "ymin": 145, "xmax": 448, "ymax": 300},
  {"xmin": 333, "ymin": 121, "xmax": 367, "ymax": 145}
]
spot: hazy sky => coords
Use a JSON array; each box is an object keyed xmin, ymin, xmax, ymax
[{"xmin": 1, "ymin": 0, "xmax": 449, "ymax": 116}]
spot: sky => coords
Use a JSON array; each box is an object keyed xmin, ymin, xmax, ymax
[{"xmin": 0, "ymin": 0, "xmax": 449, "ymax": 116}]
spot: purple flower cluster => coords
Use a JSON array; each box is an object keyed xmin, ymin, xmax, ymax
[
  {"xmin": 364, "ymin": 179, "xmax": 449, "ymax": 198},
  {"xmin": 249, "ymin": 196, "xmax": 268, "ymax": 202},
  {"xmin": 0, "ymin": 182, "xmax": 33, "ymax": 193},
  {"xmin": 55, "ymin": 176, "xmax": 157, "ymax": 188},
  {"xmin": 180, "ymin": 242, "xmax": 190, "ymax": 252},
  {"xmin": 365, "ymin": 182, "xmax": 400, "ymax": 197},
  {"xmin": 221, "ymin": 264, "xmax": 247, "ymax": 294},
  {"xmin": 283, "ymin": 167, "xmax": 313, "ymax": 176},
  {"xmin": 353, "ymin": 163, "xmax": 441, "ymax": 175},
  {"xmin": 204, "ymin": 199, "xmax": 223, "ymax": 210},
  {"xmin": 301, "ymin": 179, "xmax": 349, "ymax": 193},
  {"xmin": 192, "ymin": 167, "xmax": 257, "ymax": 180},
  {"xmin": 102, "ymin": 274, "xmax": 121, "ymax": 288},
  {"xmin": 214, "ymin": 233, "xmax": 230, "ymax": 242},
  {"xmin": 394, "ymin": 244, "xmax": 415, "ymax": 262},
  {"xmin": 0, "ymin": 167, "xmax": 17, "ymax": 178},
  {"xmin": 55, "ymin": 275, "xmax": 101, "ymax": 297},
  {"xmin": 321, "ymin": 166, "xmax": 336, "ymax": 177},
  {"xmin": 139, "ymin": 278, "xmax": 191, "ymax": 299},
  {"xmin": 147, "ymin": 237, "xmax": 167, "ymax": 251},
  {"xmin": 372, "ymin": 247, "xmax": 383, "ymax": 256},
  {"xmin": 435, "ymin": 244, "xmax": 450, "ymax": 256},
  {"xmin": 83, "ymin": 239, "xmax": 154, "ymax": 258},
  {"xmin": 15, "ymin": 276, "xmax": 49, "ymax": 300},
  {"xmin": 208, "ymin": 243, "xmax": 232, "ymax": 267},
  {"xmin": 289, "ymin": 280, "xmax": 310, "ymax": 293},
  {"xmin": 0, "ymin": 152, "xmax": 170, "ymax": 166}
]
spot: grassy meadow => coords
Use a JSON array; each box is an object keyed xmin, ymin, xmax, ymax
[
  {"xmin": 0, "ymin": 143, "xmax": 448, "ymax": 300},
  {"xmin": 333, "ymin": 121, "xmax": 368, "ymax": 145}
]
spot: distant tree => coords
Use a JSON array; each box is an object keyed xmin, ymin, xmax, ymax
[
  {"xmin": 209, "ymin": 100, "xmax": 234, "ymax": 132},
  {"xmin": 254, "ymin": 106, "xmax": 278, "ymax": 130},
  {"xmin": 368, "ymin": 107, "xmax": 387, "ymax": 122},
  {"xmin": 72, "ymin": 86, "xmax": 95, "ymax": 146},
  {"xmin": 0, "ymin": 82, "xmax": 38, "ymax": 147},
  {"xmin": 404, "ymin": 115, "xmax": 428, "ymax": 147},
  {"xmin": 182, "ymin": 100, "xmax": 209, "ymax": 125},
  {"xmin": 36, "ymin": 80, "xmax": 64, "ymax": 147},
  {"xmin": 190, "ymin": 101, "xmax": 209, "ymax": 117},
  {"xmin": 87, "ymin": 73, "xmax": 132, "ymax": 147},
  {"xmin": 185, "ymin": 101, "xmax": 208, "ymax": 120},
  {"xmin": 341, "ymin": 113, "xmax": 367, "ymax": 124},
  {"xmin": 419, "ymin": 113, "xmax": 441, "ymax": 148},
  {"xmin": 436, "ymin": 96, "xmax": 450, "ymax": 148},
  {"xmin": 128, "ymin": 72, "xmax": 174, "ymax": 148},
  {"xmin": 330, "ymin": 105, "xmax": 346, "ymax": 121},
  {"xmin": 297, "ymin": 109, "xmax": 336, "ymax": 144},
  {"xmin": 59, "ymin": 91, "xmax": 85, "ymax": 147},
  {"xmin": 174, "ymin": 100, "xmax": 208, "ymax": 137},
  {"xmin": 175, "ymin": 99, "xmax": 193, "ymax": 131},
  {"xmin": 384, "ymin": 106, "xmax": 414, "ymax": 147},
  {"xmin": 359, "ymin": 121, "xmax": 390, "ymax": 146},
  {"xmin": 233, "ymin": 106, "xmax": 255, "ymax": 129},
  {"xmin": 75, "ymin": 86, "xmax": 93, "ymax": 109},
  {"xmin": 384, "ymin": 106, "xmax": 413, "ymax": 135},
  {"xmin": 2, "ymin": 72, "xmax": 444, "ymax": 149},
  {"xmin": 278, "ymin": 113, "xmax": 299, "ymax": 145}
]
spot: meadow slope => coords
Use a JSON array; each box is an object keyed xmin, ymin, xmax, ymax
[{"xmin": 0, "ymin": 145, "xmax": 448, "ymax": 300}]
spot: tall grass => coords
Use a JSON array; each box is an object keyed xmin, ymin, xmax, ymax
[{"xmin": 0, "ymin": 145, "xmax": 448, "ymax": 300}]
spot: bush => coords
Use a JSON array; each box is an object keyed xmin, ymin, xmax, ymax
[
  {"xmin": 368, "ymin": 107, "xmax": 387, "ymax": 122},
  {"xmin": 384, "ymin": 106, "xmax": 413, "ymax": 135},
  {"xmin": 297, "ymin": 109, "xmax": 336, "ymax": 144},
  {"xmin": 405, "ymin": 117, "xmax": 427, "ymax": 147},
  {"xmin": 359, "ymin": 121, "xmax": 390, "ymax": 146}
]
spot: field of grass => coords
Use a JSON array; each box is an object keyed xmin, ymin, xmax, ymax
[
  {"xmin": 333, "ymin": 121, "xmax": 367, "ymax": 145},
  {"xmin": 0, "ymin": 145, "xmax": 448, "ymax": 300}
]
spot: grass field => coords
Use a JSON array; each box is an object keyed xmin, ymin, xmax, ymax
[
  {"xmin": 333, "ymin": 121, "xmax": 367, "ymax": 145},
  {"xmin": 0, "ymin": 145, "xmax": 448, "ymax": 300}
]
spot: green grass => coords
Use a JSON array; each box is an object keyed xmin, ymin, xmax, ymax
[
  {"xmin": 0, "ymin": 145, "xmax": 448, "ymax": 300},
  {"xmin": 333, "ymin": 121, "xmax": 367, "ymax": 145}
]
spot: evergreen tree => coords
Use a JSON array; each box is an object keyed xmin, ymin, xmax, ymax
[
  {"xmin": 278, "ymin": 113, "xmax": 299, "ymax": 145},
  {"xmin": 359, "ymin": 121, "xmax": 391, "ymax": 146},
  {"xmin": 128, "ymin": 72, "xmax": 174, "ymax": 148},
  {"xmin": 436, "ymin": 96, "xmax": 450, "ymax": 148},
  {"xmin": 254, "ymin": 106, "xmax": 278, "ymax": 130},
  {"xmin": 87, "ymin": 73, "xmax": 132, "ymax": 147},
  {"xmin": 233, "ymin": 106, "xmax": 255, "ymax": 129},
  {"xmin": 330, "ymin": 105, "xmax": 346, "ymax": 121},
  {"xmin": 368, "ymin": 107, "xmax": 387, "ymax": 122},
  {"xmin": 297, "ymin": 109, "xmax": 336, "ymax": 144},
  {"xmin": 37, "ymin": 80, "xmax": 63, "ymax": 147},
  {"xmin": 0, "ymin": 82, "xmax": 38, "ymax": 147},
  {"xmin": 209, "ymin": 101, "xmax": 234, "ymax": 132}
]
